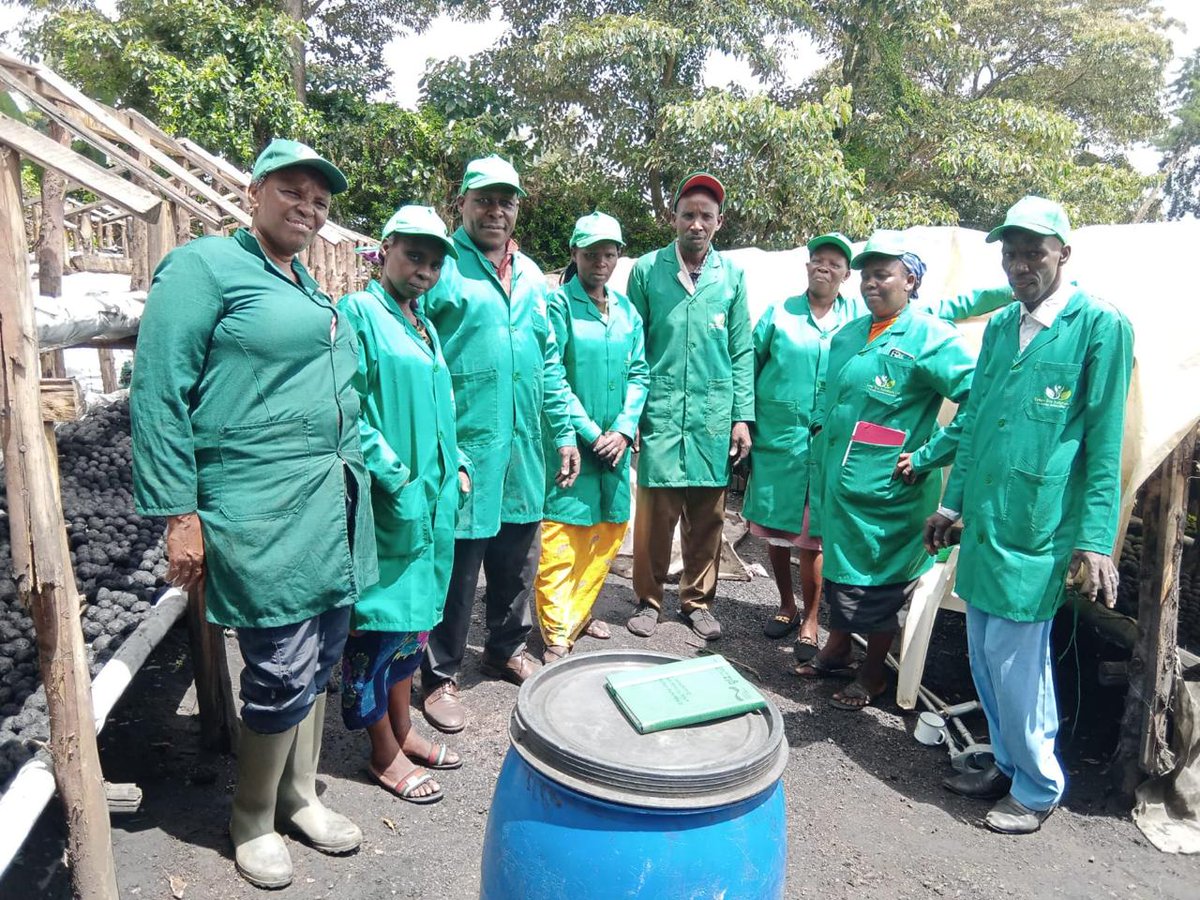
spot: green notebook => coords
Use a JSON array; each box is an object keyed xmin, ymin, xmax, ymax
[{"xmin": 605, "ymin": 655, "xmax": 767, "ymax": 734}]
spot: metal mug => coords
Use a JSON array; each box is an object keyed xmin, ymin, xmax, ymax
[{"xmin": 914, "ymin": 711, "xmax": 947, "ymax": 746}]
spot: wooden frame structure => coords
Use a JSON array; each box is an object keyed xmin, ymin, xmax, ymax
[{"xmin": 0, "ymin": 51, "xmax": 373, "ymax": 897}]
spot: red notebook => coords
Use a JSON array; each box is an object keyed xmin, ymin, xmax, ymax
[{"xmin": 843, "ymin": 420, "xmax": 906, "ymax": 464}]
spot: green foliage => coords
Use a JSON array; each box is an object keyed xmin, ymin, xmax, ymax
[
  {"xmin": 649, "ymin": 88, "xmax": 873, "ymax": 247},
  {"xmin": 29, "ymin": 0, "xmax": 315, "ymax": 165},
  {"xmin": 1162, "ymin": 49, "xmax": 1200, "ymax": 220}
]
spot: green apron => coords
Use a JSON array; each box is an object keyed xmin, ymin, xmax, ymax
[
  {"xmin": 811, "ymin": 305, "xmax": 976, "ymax": 586},
  {"xmin": 422, "ymin": 228, "xmax": 574, "ymax": 538},
  {"xmin": 542, "ymin": 276, "xmax": 649, "ymax": 526},
  {"xmin": 743, "ymin": 292, "xmax": 866, "ymax": 532},
  {"xmin": 339, "ymin": 280, "xmax": 472, "ymax": 631},
  {"xmin": 942, "ymin": 288, "xmax": 1134, "ymax": 621},
  {"xmin": 131, "ymin": 229, "xmax": 377, "ymax": 628},
  {"xmin": 627, "ymin": 243, "xmax": 755, "ymax": 487}
]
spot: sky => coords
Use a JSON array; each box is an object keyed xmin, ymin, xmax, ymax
[{"xmin": 2, "ymin": 0, "xmax": 1199, "ymax": 173}]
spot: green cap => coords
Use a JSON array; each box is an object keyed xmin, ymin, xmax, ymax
[
  {"xmin": 570, "ymin": 211, "xmax": 624, "ymax": 248},
  {"xmin": 850, "ymin": 230, "xmax": 910, "ymax": 269},
  {"xmin": 986, "ymin": 195, "xmax": 1071, "ymax": 245},
  {"xmin": 673, "ymin": 171, "xmax": 726, "ymax": 210},
  {"xmin": 251, "ymin": 138, "xmax": 348, "ymax": 194},
  {"xmin": 459, "ymin": 154, "xmax": 527, "ymax": 197},
  {"xmin": 379, "ymin": 205, "xmax": 458, "ymax": 259},
  {"xmin": 806, "ymin": 232, "xmax": 853, "ymax": 264}
]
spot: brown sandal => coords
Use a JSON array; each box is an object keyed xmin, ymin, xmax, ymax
[
  {"xmin": 584, "ymin": 619, "xmax": 611, "ymax": 640},
  {"xmin": 543, "ymin": 644, "xmax": 570, "ymax": 663}
]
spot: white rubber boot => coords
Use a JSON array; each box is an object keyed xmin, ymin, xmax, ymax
[
  {"xmin": 229, "ymin": 723, "xmax": 296, "ymax": 889},
  {"xmin": 276, "ymin": 693, "xmax": 362, "ymax": 854}
]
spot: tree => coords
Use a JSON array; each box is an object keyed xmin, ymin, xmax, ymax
[
  {"xmin": 1160, "ymin": 49, "xmax": 1200, "ymax": 220},
  {"xmin": 28, "ymin": 0, "xmax": 314, "ymax": 165},
  {"xmin": 805, "ymin": 0, "xmax": 1164, "ymax": 229}
]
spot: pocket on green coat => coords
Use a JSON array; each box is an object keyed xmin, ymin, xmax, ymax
[
  {"xmin": 218, "ymin": 417, "xmax": 312, "ymax": 521},
  {"xmin": 451, "ymin": 368, "xmax": 500, "ymax": 449},
  {"xmin": 641, "ymin": 375, "xmax": 675, "ymax": 435},
  {"xmin": 704, "ymin": 378, "xmax": 733, "ymax": 435},
  {"xmin": 753, "ymin": 398, "xmax": 801, "ymax": 453},
  {"xmin": 838, "ymin": 439, "xmax": 901, "ymax": 502},
  {"xmin": 1025, "ymin": 361, "xmax": 1081, "ymax": 424},
  {"xmin": 1002, "ymin": 467, "xmax": 1069, "ymax": 553},
  {"xmin": 376, "ymin": 479, "xmax": 433, "ymax": 558}
]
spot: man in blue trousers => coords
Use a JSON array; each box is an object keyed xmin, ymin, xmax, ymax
[{"xmin": 925, "ymin": 196, "xmax": 1134, "ymax": 834}]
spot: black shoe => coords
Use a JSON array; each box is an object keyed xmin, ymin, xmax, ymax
[
  {"xmin": 942, "ymin": 764, "xmax": 1012, "ymax": 800},
  {"xmin": 984, "ymin": 794, "xmax": 1056, "ymax": 834}
]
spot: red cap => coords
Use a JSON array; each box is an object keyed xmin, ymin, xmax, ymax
[{"xmin": 673, "ymin": 171, "xmax": 726, "ymax": 209}]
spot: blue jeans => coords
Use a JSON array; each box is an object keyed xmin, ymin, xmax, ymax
[{"xmin": 965, "ymin": 605, "xmax": 1066, "ymax": 811}]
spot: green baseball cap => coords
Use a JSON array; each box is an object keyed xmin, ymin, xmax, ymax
[
  {"xmin": 379, "ymin": 205, "xmax": 458, "ymax": 259},
  {"xmin": 806, "ymin": 232, "xmax": 853, "ymax": 264},
  {"xmin": 986, "ymin": 195, "xmax": 1071, "ymax": 245},
  {"xmin": 251, "ymin": 138, "xmax": 348, "ymax": 194},
  {"xmin": 673, "ymin": 171, "xmax": 726, "ymax": 210},
  {"xmin": 850, "ymin": 230, "xmax": 910, "ymax": 269},
  {"xmin": 459, "ymin": 154, "xmax": 527, "ymax": 197},
  {"xmin": 570, "ymin": 211, "xmax": 624, "ymax": 248}
]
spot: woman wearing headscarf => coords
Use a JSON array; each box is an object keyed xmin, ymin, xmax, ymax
[
  {"xmin": 338, "ymin": 206, "xmax": 473, "ymax": 803},
  {"xmin": 743, "ymin": 233, "xmax": 863, "ymax": 658},
  {"xmin": 535, "ymin": 212, "xmax": 649, "ymax": 661},
  {"xmin": 801, "ymin": 231, "xmax": 976, "ymax": 711},
  {"xmin": 131, "ymin": 139, "xmax": 374, "ymax": 889}
]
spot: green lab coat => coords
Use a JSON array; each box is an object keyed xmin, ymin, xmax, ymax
[
  {"xmin": 810, "ymin": 305, "xmax": 976, "ymax": 586},
  {"xmin": 339, "ymin": 281, "xmax": 473, "ymax": 631},
  {"xmin": 743, "ymin": 292, "xmax": 867, "ymax": 533},
  {"xmin": 628, "ymin": 243, "xmax": 755, "ymax": 487},
  {"xmin": 542, "ymin": 277, "xmax": 650, "ymax": 526},
  {"xmin": 131, "ymin": 229, "xmax": 378, "ymax": 629},
  {"xmin": 422, "ymin": 228, "xmax": 574, "ymax": 539},
  {"xmin": 942, "ymin": 287, "xmax": 1134, "ymax": 621}
]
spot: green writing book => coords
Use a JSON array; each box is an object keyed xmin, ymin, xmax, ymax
[{"xmin": 605, "ymin": 655, "xmax": 767, "ymax": 734}]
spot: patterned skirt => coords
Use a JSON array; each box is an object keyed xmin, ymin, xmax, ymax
[{"xmin": 340, "ymin": 629, "xmax": 429, "ymax": 730}]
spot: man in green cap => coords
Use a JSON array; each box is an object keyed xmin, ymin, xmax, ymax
[
  {"xmin": 625, "ymin": 171, "xmax": 754, "ymax": 641},
  {"xmin": 419, "ymin": 155, "xmax": 579, "ymax": 733},
  {"xmin": 925, "ymin": 195, "xmax": 1134, "ymax": 834}
]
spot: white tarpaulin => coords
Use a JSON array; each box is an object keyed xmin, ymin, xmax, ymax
[{"xmin": 30, "ymin": 271, "xmax": 143, "ymax": 351}]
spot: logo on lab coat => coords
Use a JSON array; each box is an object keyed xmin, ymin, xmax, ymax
[
  {"xmin": 869, "ymin": 373, "xmax": 897, "ymax": 397},
  {"xmin": 710, "ymin": 312, "xmax": 726, "ymax": 330},
  {"xmin": 1036, "ymin": 384, "xmax": 1073, "ymax": 410}
]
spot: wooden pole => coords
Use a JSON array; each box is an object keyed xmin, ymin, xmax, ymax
[
  {"xmin": 187, "ymin": 582, "xmax": 237, "ymax": 753},
  {"xmin": 1117, "ymin": 427, "xmax": 1199, "ymax": 796},
  {"xmin": 0, "ymin": 146, "xmax": 119, "ymax": 898},
  {"xmin": 37, "ymin": 122, "xmax": 67, "ymax": 380},
  {"xmin": 97, "ymin": 348, "xmax": 118, "ymax": 393}
]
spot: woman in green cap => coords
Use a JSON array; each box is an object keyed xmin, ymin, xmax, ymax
[
  {"xmin": 744, "ymin": 233, "xmax": 864, "ymax": 657},
  {"xmin": 534, "ymin": 212, "xmax": 649, "ymax": 661},
  {"xmin": 801, "ymin": 231, "xmax": 976, "ymax": 711},
  {"xmin": 338, "ymin": 206, "xmax": 474, "ymax": 803},
  {"xmin": 131, "ymin": 138, "xmax": 372, "ymax": 889}
]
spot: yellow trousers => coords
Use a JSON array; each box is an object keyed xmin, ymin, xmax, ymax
[{"xmin": 535, "ymin": 520, "xmax": 627, "ymax": 647}]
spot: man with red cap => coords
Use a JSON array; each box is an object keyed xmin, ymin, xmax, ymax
[{"xmin": 625, "ymin": 172, "xmax": 754, "ymax": 640}]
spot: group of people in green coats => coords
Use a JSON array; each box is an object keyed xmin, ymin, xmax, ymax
[{"xmin": 130, "ymin": 136, "xmax": 1132, "ymax": 888}]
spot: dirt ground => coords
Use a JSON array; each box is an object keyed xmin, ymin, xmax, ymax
[{"xmin": 5, "ymin": 535, "xmax": 1200, "ymax": 900}]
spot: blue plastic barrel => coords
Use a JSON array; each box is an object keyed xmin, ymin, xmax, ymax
[{"xmin": 480, "ymin": 650, "xmax": 788, "ymax": 899}]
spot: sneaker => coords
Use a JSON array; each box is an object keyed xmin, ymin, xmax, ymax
[
  {"xmin": 626, "ymin": 602, "xmax": 661, "ymax": 637},
  {"xmin": 683, "ymin": 608, "xmax": 722, "ymax": 640}
]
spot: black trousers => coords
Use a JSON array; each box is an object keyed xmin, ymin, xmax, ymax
[{"xmin": 421, "ymin": 520, "xmax": 541, "ymax": 686}]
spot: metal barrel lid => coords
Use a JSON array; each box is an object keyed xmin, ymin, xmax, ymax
[{"xmin": 509, "ymin": 649, "xmax": 789, "ymax": 809}]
